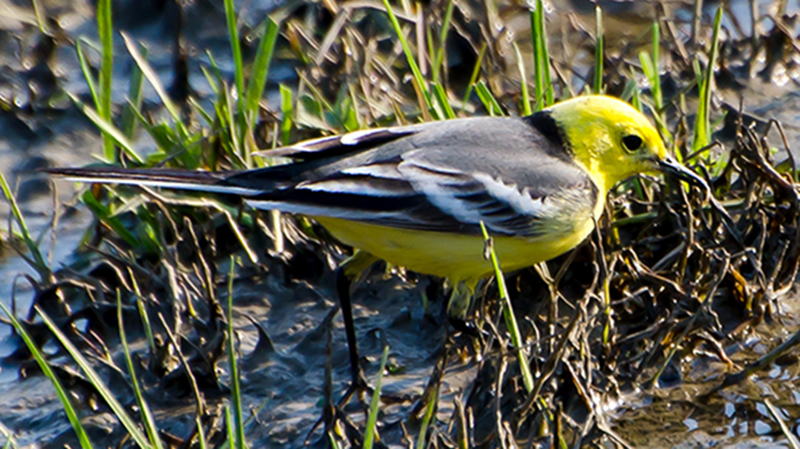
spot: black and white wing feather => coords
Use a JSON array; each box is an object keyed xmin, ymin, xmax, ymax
[
  {"xmin": 247, "ymin": 148, "xmax": 597, "ymax": 237},
  {"xmin": 46, "ymin": 113, "xmax": 598, "ymax": 238}
]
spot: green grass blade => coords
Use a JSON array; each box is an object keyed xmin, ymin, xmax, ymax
[
  {"xmin": 280, "ymin": 84, "xmax": 293, "ymax": 146},
  {"xmin": 328, "ymin": 432, "xmax": 342, "ymax": 449},
  {"xmin": 348, "ymin": 84, "xmax": 363, "ymax": 130},
  {"xmin": 36, "ymin": 305, "xmax": 153, "ymax": 449},
  {"xmin": 129, "ymin": 272, "xmax": 156, "ymax": 354},
  {"xmin": 0, "ymin": 173, "xmax": 50, "ymax": 281},
  {"xmin": 201, "ymin": 60, "xmax": 220, "ymax": 96},
  {"xmin": 363, "ymin": 345, "xmax": 390, "ymax": 449},
  {"xmin": 531, "ymin": 4, "xmax": 542, "ymax": 106},
  {"xmin": 431, "ymin": 82, "xmax": 455, "ymax": 119},
  {"xmin": 415, "ymin": 386, "xmax": 437, "ymax": 449},
  {"xmin": 632, "ymin": 86, "xmax": 642, "ymax": 111},
  {"xmin": 480, "ymin": 222, "xmax": 534, "ymax": 393},
  {"xmin": 222, "ymin": 82, "xmax": 243, "ymax": 164},
  {"xmin": 380, "ymin": 0, "xmax": 433, "ymax": 113},
  {"xmin": 244, "ymin": 18, "xmax": 280, "ymax": 123},
  {"xmin": 531, "ymin": 0, "xmax": 553, "ymax": 108},
  {"xmin": 69, "ymin": 94, "xmax": 143, "ymax": 163},
  {"xmin": 431, "ymin": 0, "xmax": 454, "ymax": 84},
  {"xmin": 227, "ymin": 259, "xmax": 247, "ymax": 449},
  {"xmin": 118, "ymin": 292, "xmax": 164, "ymax": 449},
  {"xmin": 121, "ymin": 44, "xmax": 147, "ymax": 140},
  {"xmin": 460, "ymin": 43, "xmax": 486, "ymax": 112},
  {"xmin": 693, "ymin": 8, "xmax": 723, "ymax": 155},
  {"xmin": 620, "ymin": 77, "xmax": 638, "ymax": 104},
  {"xmin": 513, "ymin": 42, "xmax": 531, "ymax": 116},
  {"xmin": 1, "ymin": 303, "xmax": 95, "ymax": 448},
  {"xmin": 75, "ymin": 40, "xmax": 100, "ymax": 114},
  {"xmin": 224, "ymin": 0, "xmax": 245, "ymax": 120},
  {"xmin": 96, "ymin": 0, "xmax": 115, "ymax": 162},
  {"xmin": 121, "ymin": 32, "xmax": 188, "ymax": 139},
  {"xmin": 77, "ymin": 190, "xmax": 141, "ymax": 248},
  {"xmin": 196, "ymin": 415, "xmax": 208, "ymax": 449},
  {"xmin": 594, "ymin": 6, "xmax": 604, "ymax": 94},
  {"xmin": 189, "ymin": 96, "xmax": 214, "ymax": 127},
  {"xmin": 639, "ymin": 52, "xmax": 655, "ymax": 87},
  {"xmin": 225, "ymin": 407, "xmax": 236, "ymax": 448},
  {"xmin": 1, "ymin": 433, "xmax": 14, "ymax": 449},
  {"xmin": 31, "ymin": 0, "xmax": 50, "ymax": 36},
  {"xmin": 0, "ymin": 420, "xmax": 18, "ymax": 449},
  {"xmin": 650, "ymin": 21, "xmax": 662, "ymax": 110},
  {"xmin": 638, "ymin": 23, "xmax": 671, "ymax": 143},
  {"xmin": 474, "ymin": 81, "xmax": 503, "ymax": 117}
]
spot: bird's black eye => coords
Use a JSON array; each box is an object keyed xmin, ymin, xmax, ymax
[{"xmin": 622, "ymin": 135, "xmax": 644, "ymax": 152}]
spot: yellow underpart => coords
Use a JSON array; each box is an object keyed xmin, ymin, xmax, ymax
[{"xmin": 315, "ymin": 214, "xmax": 597, "ymax": 288}]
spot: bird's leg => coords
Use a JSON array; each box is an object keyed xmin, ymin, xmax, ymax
[
  {"xmin": 335, "ymin": 250, "xmax": 378, "ymax": 405},
  {"xmin": 446, "ymin": 281, "xmax": 480, "ymax": 337}
]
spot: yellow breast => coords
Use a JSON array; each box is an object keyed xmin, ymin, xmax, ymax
[{"xmin": 315, "ymin": 214, "xmax": 597, "ymax": 285}]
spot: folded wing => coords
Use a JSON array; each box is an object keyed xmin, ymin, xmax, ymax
[{"xmin": 247, "ymin": 149, "xmax": 597, "ymax": 237}]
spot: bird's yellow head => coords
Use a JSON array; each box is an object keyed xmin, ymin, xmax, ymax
[{"xmin": 546, "ymin": 95, "xmax": 669, "ymax": 194}]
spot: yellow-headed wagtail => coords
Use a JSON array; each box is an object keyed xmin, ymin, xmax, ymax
[{"xmin": 47, "ymin": 95, "xmax": 699, "ymax": 397}]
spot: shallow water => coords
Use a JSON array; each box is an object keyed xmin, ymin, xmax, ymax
[{"xmin": 2, "ymin": 0, "xmax": 800, "ymax": 447}]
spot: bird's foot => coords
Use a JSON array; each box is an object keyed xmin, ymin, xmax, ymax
[
  {"xmin": 338, "ymin": 366, "xmax": 413, "ymax": 408},
  {"xmin": 337, "ymin": 368, "xmax": 370, "ymax": 407}
]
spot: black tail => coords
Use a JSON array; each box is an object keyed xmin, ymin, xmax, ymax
[{"xmin": 44, "ymin": 166, "xmax": 266, "ymax": 196}]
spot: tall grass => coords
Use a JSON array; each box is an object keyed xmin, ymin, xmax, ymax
[
  {"xmin": 0, "ymin": 302, "xmax": 94, "ymax": 448},
  {"xmin": 118, "ymin": 291, "xmax": 164, "ymax": 449},
  {"xmin": 96, "ymin": 0, "xmax": 115, "ymax": 162},
  {"xmin": 480, "ymin": 222, "xmax": 534, "ymax": 393},
  {"xmin": 381, "ymin": 0, "xmax": 434, "ymax": 117},
  {"xmin": 594, "ymin": 6, "xmax": 604, "ymax": 94},
  {"xmin": 0, "ymin": 174, "xmax": 50, "ymax": 282},
  {"xmin": 639, "ymin": 21, "xmax": 671, "ymax": 143},
  {"xmin": 227, "ymin": 259, "xmax": 246, "ymax": 449},
  {"xmin": 363, "ymin": 345, "xmax": 390, "ymax": 449},
  {"xmin": 531, "ymin": 0, "xmax": 553, "ymax": 109},
  {"xmin": 693, "ymin": 7, "xmax": 723, "ymax": 172}
]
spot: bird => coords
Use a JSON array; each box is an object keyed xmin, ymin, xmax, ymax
[{"xmin": 47, "ymin": 94, "xmax": 698, "ymax": 399}]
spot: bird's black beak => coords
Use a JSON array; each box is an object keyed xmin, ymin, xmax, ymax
[
  {"xmin": 657, "ymin": 156, "xmax": 738, "ymax": 239},
  {"xmin": 658, "ymin": 157, "xmax": 707, "ymax": 188}
]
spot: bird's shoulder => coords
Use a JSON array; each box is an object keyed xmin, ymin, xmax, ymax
[{"xmin": 255, "ymin": 114, "xmax": 571, "ymax": 168}]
